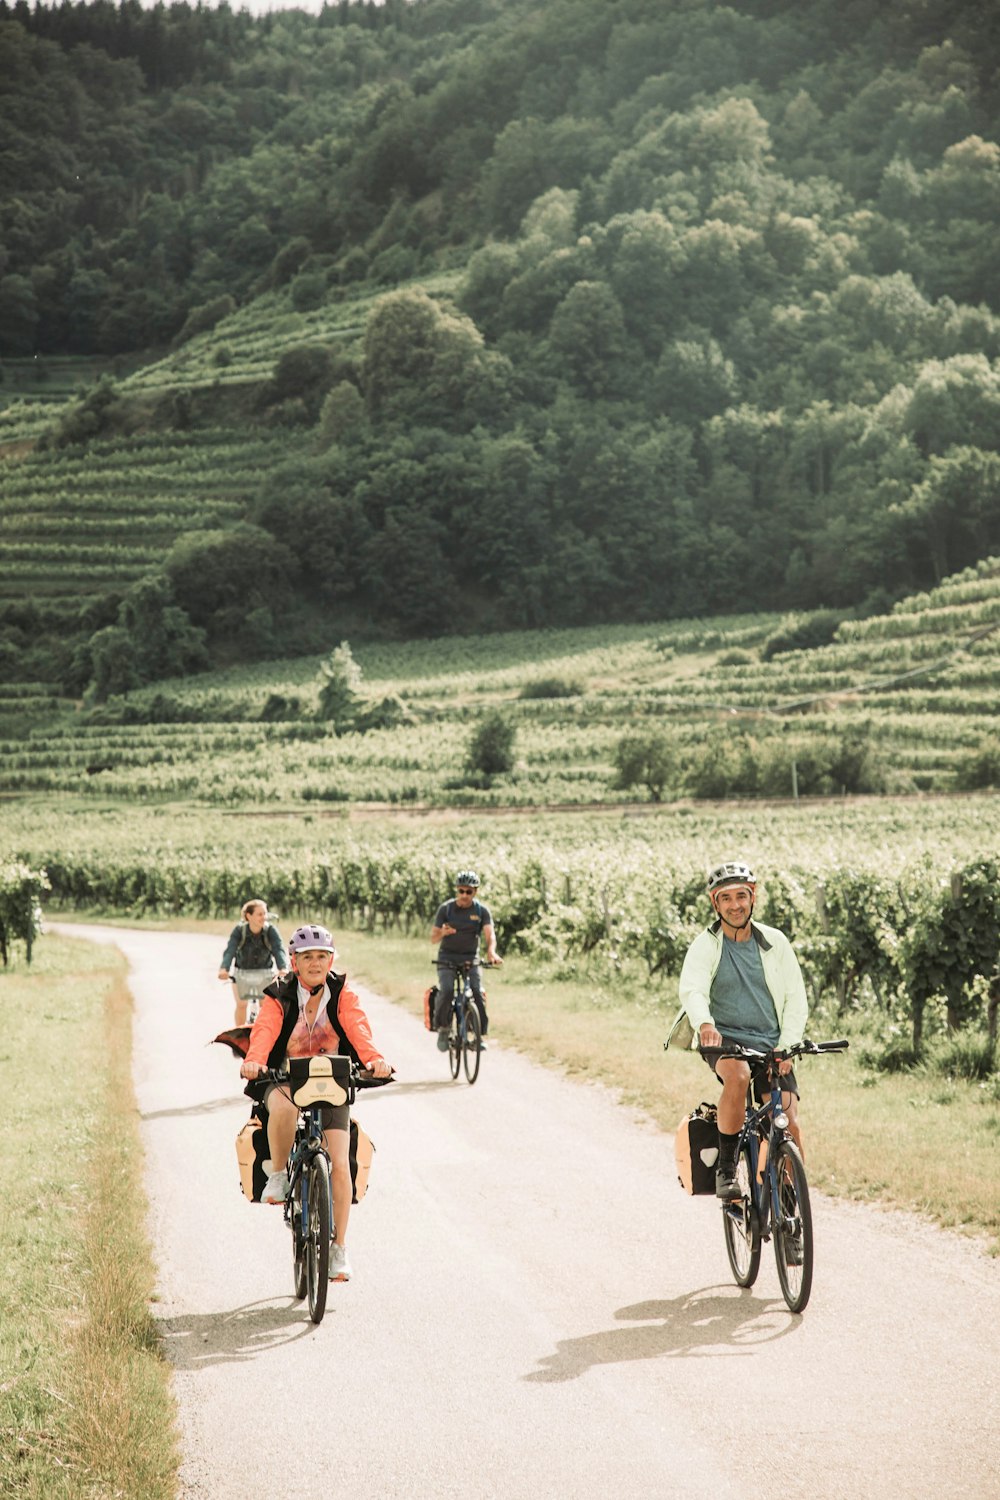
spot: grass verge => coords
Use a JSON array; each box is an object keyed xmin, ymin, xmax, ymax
[{"xmin": 0, "ymin": 937, "xmax": 180, "ymax": 1498}]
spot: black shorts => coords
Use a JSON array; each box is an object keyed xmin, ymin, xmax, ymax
[{"xmin": 700, "ymin": 1046, "xmax": 800, "ymax": 1101}]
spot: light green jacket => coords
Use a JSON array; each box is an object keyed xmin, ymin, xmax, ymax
[{"xmin": 667, "ymin": 919, "xmax": 808, "ymax": 1051}]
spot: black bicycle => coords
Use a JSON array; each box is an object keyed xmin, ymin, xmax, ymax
[
  {"xmin": 707, "ymin": 1038, "xmax": 848, "ymax": 1314},
  {"xmin": 258, "ymin": 1057, "xmax": 391, "ymax": 1324}
]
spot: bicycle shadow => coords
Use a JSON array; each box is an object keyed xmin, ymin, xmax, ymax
[
  {"xmin": 525, "ymin": 1287, "xmax": 800, "ymax": 1383},
  {"xmin": 156, "ymin": 1298, "xmax": 320, "ymax": 1368}
]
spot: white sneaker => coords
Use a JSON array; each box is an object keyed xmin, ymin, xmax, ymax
[
  {"xmin": 329, "ymin": 1242, "xmax": 353, "ymax": 1281},
  {"xmin": 262, "ymin": 1170, "xmax": 289, "ymax": 1204}
]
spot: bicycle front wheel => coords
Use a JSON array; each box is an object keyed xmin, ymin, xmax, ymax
[
  {"xmin": 773, "ymin": 1139, "xmax": 813, "ymax": 1313},
  {"xmin": 723, "ymin": 1141, "xmax": 761, "ymax": 1288},
  {"xmin": 462, "ymin": 1000, "xmax": 482, "ymax": 1084},
  {"xmin": 448, "ymin": 1013, "xmax": 462, "ymax": 1079},
  {"xmin": 291, "ymin": 1172, "xmax": 307, "ymax": 1301},
  {"xmin": 305, "ymin": 1155, "xmax": 331, "ymax": 1323}
]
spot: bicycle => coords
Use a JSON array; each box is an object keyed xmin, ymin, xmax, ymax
[
  {"xmin": 232, "ymin": 966, "xmax": 274, "ymax": 1024},
  {"xmin": 258, "ymin": 1056, "xmax": 391, "ymax": 1324},
  {"xmin": 706, "ymin": 1037, "xmax": 849, "ymax": 1314},
  {"xmin": 434, "ymin": 960, "xmax": 488, "ymax": 1085}
]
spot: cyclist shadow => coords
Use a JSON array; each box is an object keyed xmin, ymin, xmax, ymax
[
  {"xmin": 525, "ymin": 1287, "xmax": 800, "ymax": 1383},
  {"xmin": 385, "ymin": 1079, "xmax": 465, "ymax": 1095},
  {"xmin": 157, "ymin": 1299, "xmax": 320, "ymax": 1367},
  {"xmin": 141, "ymin": 1096, "xmax": 241, "ymax": 1122}
]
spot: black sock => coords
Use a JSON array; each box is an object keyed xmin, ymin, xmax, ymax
[{"xmin": 718, "ymin": 1131, "xmax": 739, "ymax": 1169}]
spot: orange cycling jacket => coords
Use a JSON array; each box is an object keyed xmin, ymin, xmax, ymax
[{"xmin": 244, "ymin": 971, "xmax": 385, "ymax": 1073}]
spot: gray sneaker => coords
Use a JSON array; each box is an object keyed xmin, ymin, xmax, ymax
[
  {"xmin": 262, "ymin": 1169, "xmax": 289, "ymax": 1204},
  {"xmin": 437, "ymin": 1028, "xmax": 451, "ymax": 1052},
  {"xmin": 329, "ymin": 1243, "xmax": 353, "ymax": 1281}
]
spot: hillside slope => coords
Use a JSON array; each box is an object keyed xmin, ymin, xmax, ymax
[{"xmin": 1, "ymin": 558, "xmax": 995, "ymax": 802}]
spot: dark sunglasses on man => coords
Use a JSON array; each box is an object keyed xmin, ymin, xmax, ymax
[{"xmin": 456, "ymin": 886, "xmax": 476, "ymax": 894}]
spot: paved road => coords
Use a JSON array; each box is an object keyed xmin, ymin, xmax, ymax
[{"xmin": 60, "ymin": 926, "xmax": 1000, "ymax": 1499}]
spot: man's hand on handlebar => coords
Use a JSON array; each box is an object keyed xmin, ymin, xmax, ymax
[
  {"xmin": 240, "ymin": 1058, "xmax": 265, "ymax": 1080},
  {"xmin": 365, "ymin": 1059, "xmax": 393, "ymax": 1080}
]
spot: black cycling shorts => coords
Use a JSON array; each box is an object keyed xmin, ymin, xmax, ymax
[
  {"xmin": 262, "ymin": 1083, "xmax": 349, "ymax": 1132},
  {"xmin": 701, "ymin": 1046, "xmax": 800, "ymax": 1101}
]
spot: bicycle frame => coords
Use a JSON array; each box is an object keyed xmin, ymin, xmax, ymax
[
  {"xmin": 729, "ymin": 1068, "xmax": 789, "ymax": 1252},
  {"xmin": 286, "ymin": 1104, "xmax": 330, "ymax": 1237}
]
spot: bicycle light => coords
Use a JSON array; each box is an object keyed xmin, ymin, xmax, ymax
[{"xmin": 774, "ymin": 1110, "xmax": 789, "ymax": 1130}]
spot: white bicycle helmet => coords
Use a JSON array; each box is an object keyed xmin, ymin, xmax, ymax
[
  {"xmin": 706, "ymin": 861, "xmax": 756, "ymax": 893},
  {"xmin": 455, "ymin": 869, "xmax": 480, "ymax": 887}
]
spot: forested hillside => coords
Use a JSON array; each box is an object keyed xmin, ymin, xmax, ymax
[{"xmin": 1, "ymin": 0, "xmax": 999, "ymax": 691}]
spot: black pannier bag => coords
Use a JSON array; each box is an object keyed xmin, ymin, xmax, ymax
[{"xmin": 674, "ymin": 1102, "xmax": 720, "ymax": 1194}]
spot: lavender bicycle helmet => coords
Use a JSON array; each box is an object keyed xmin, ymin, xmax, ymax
[{"xmin": 288, "ymin": 923, "xmax": 336, "ymax": 953}]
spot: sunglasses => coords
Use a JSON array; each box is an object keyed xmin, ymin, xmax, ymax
[{"xmin": 456, "ymin": 887, "xmax": 477, "ymax": 894}]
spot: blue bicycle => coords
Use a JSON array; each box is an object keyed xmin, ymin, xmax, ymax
[{"xmin": 708, "ymin": 1038, "xmax": 848, "ymax": 1313}]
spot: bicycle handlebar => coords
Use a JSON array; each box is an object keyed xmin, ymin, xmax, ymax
[
  {"xmin": 257, "ymin": 1064, "xmax": 394, "ymax": 1089},
  {"xmin": 702, "ymin": 1038, "xmax": 849, "ymax": 1061}
]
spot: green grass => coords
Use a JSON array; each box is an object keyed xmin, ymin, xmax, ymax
[{"xmin": 0, "ymin": 938, "xmax": 179, "ymax": 1498}]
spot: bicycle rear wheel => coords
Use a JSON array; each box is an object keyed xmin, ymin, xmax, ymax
[
  {"xmin": 773, "ymin": 1139, "xmax": 813, "ymax": 1313},
  {"xmin": 448, "ymin": 1013, "xmax": 462, "ymax": 1079},
  {"xmin": 305, "ymin": 1155, "xmax": 331, "ymax": 1323},
  {"xmin": 462, "ymin": 1000, "xmax": 482, "ymax": 1084},
  {"xmin": 723, "ymin": 1141, "xmax": 761, "ymax": 1287}
]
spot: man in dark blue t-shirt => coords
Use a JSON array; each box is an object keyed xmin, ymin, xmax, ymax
[{"xmin": 430, "ymin": 869, "xmax": 502, "ymax": 1050}]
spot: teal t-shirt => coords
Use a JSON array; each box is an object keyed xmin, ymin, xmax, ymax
[{"xmin": 710, "ymin": 935, "xmax": 779, "ymax": 1050}]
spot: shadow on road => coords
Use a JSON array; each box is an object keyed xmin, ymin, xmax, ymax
[
  {"xmin": 157, "ymin": 1299, "xmax": 321, "ymax": 1367},
  {"xmin": 524, "ymin": 1287, "xmax": 801, "ymax": 1382},
  {"xmin": 383, "ymin": 1078, "xmax": 467, "ymax": 1095},
  {"xmin": 141, "ymin": 1095, "xmax": 241, "ymax": 1122}
]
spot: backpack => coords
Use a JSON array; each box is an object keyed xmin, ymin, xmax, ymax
[
  {"xmin": 236, "ymin": 921, "xmax": 277, "ymax": 960},
  {"xmin": 674, "ymin": 1102, "xmax": 720, "ymax": 1195}
]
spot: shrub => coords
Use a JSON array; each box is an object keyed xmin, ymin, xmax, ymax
[
  {"xmin": 928, "ymin": 1032, "xmax": 996, "ymax": 1080},
  {"xmin": 518, "ymin": 676, "xmax": 582, "ymax": 699},
  {"xmin": 954, "ymin": 742, "xmax": 1000, "ymax": 789},
  {"xmin": 290, "ymin": 271, "xmax": 328, "ymax": 312},
  {"xmin": 762, "ymin": 609, "xmax": 847, "ymax": 660},
  {"xmin": 171, "ymin": 294, "xmax": 236, "ymax": 348}
]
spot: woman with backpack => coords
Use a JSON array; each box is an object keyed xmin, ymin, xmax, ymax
[{"xmin": 218, "ymin": 898, "xmax": 289, "ymax": 1025}]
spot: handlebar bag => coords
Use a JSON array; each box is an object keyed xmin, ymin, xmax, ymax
[
  {"xmin": 674, "ymin": 1102, "xmax": 720, "ymax": 1195},
  {"xmin": 287, "ymin": 1054, "xmax": 354, "ymax": 1108}
]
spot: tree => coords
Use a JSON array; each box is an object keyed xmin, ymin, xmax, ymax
[
  {"xmin": 549, "ymin": 280, "xmax": 628, "ymax": 395},
  {"xmin": 466, "ymin": 711, "xmax": 516, "ymax": 780},
  {"xmin": 612, "ymin": 731, "xmax": 674, "ymax": 802},
  {"xmin": 316, "ymin": 641, "xmax": 362, "ymax": 727},
  {"xmin": 361, "ymin": 287, "xmax": 509, "ymax": 429}
]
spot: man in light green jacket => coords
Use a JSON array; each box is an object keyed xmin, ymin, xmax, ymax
[{"xmin": 676, "ymin": 860, "xmax": 808, "ymax": 1200}]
